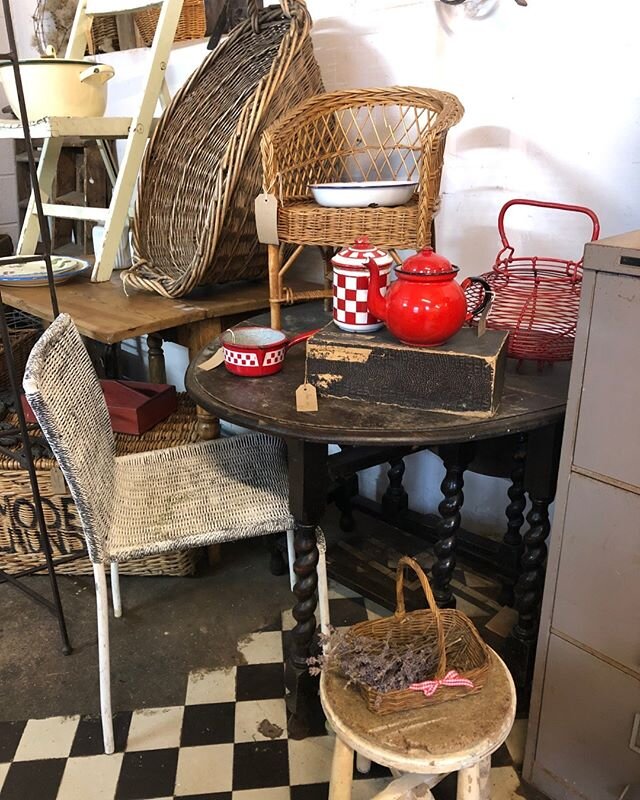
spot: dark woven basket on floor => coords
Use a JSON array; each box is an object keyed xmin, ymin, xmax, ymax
[
  {"xmin": 347, "ymin": 556, "xmax": 490, "ymax": 714},
  {"xmin": 124, "ymin": 0, "xmax": 323, "ymax": 298},
  {"xmin": 0, "ymin": 394, "xmax": 202, "ymax": 576},
  {"xmin": 0, "ymin": 310, "xmax": 41, "ymax": 393}
]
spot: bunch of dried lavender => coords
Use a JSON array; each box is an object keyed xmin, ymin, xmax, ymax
[{"xmin": 308, "ymin": 627, "xmax": 443, "ymax": 692}]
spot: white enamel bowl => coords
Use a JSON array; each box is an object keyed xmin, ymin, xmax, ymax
[{"xmin": 309, "ymin": 181, "xmax": 418, "ymax": 208}]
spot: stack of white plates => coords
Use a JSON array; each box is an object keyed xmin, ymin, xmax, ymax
[{"xmin": 0, "ymin": 256, "xmax": 90, "ymax": 287}]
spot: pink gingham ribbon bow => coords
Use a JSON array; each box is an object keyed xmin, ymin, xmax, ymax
[{"xmin": 409, "ymin": 670, "xmax": 474, "ymax": 698}]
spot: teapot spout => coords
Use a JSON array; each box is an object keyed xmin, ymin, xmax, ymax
[{"xmin": 365, "ymin": 259, "xmax": 387, "ymax": 323}]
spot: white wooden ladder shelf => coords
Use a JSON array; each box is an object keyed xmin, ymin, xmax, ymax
[{"xmin": 3, "ymin": 0, "xmax": 184, "ymax": 282}]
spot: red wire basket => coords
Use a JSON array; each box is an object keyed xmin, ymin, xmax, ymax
[{"xmin": 471, "ymin": 199, "xmax": 600, "ymax": 365}]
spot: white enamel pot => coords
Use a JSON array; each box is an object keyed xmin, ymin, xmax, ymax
[{"xmin": 0, "ymin": 58, "xmax": 115, "ymax": 121}]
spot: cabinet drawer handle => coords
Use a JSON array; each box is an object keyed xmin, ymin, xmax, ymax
[{"xmin": 630, "ymin": 713, "xmax": 640, "ymax": 755}]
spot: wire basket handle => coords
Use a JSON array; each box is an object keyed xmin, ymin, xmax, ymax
[
  {"xmin": 498, "ymin": 198, "xmax": 600, "ymax": 254},
  {"xmin": 395, "ymin": 556, "xmax": 447, "ymax": 678}
]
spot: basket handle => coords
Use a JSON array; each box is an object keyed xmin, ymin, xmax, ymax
[
  {"xmin": 497, "ymin": 198, "xmax": 600, "ymax": 254},
  {"xmin": 248, "ymin": 0, "xmax": 300, "ymax": 31},
  {"xmin": 395, "ymin": 556, "xmax": 447, "ymax": 679}
]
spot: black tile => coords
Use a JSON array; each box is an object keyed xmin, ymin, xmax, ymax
[
  {"xmin": 176, "ymin": 795, "xmax": 232, "ymax": 800},
  {"xmin": 115, "ymin": 748, "xmax": 179, "ymax": 799},
  {"xmin": 291, "ymin": 783, "xmax": 329, "ymax": 800},
  {"xmin": 432, "ymin": 771, "xmax": 457, "ymax": 800},
  {"xmin": 0, "ymin": 759, "xmax": 66, "ymax": 800},
  {"xmin": 235, "ymin": 663, "xmax": 285, "ymax": 702},
  {"xmin": 327, "ymin": 597, "xmax": 368, "ymax": 627},
  {"xmin": 70, "ymin": 711, "xmax": 132, "ymax": 756},
  {"xmin": 232, "ymin": 740, "xmax": 289, "ymax": 790},
  {"xmin": 180, "ymin": 703, "xmax": 235, "ymax": 747},
  {"xmin": 0, "ymin": 721, "xmax": 26, "ymax": 763},
  {"xmin": 352, "ymin": 758, "xmax": 392, "ymax": 781},
  {"xmin": 491, "ymin": 742, "xmax": 514, "ymax": 767}
]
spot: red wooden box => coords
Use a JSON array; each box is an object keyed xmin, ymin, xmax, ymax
[{"xmin": 22, "ymin": 380, "xmax": 178, "ymax": 435}]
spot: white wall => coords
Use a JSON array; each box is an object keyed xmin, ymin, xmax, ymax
[{"xmin": 0, "ymin": 2, "xmax": 22, "ymax": 246}]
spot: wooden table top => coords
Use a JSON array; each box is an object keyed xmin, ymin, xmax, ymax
[
  {"xmin": 186, "ymin": 304, "xmax": 570, "ymax": 447},
  {"xmin": 0, "ymin": 273, "xmax": 323, "ymax": 344}
]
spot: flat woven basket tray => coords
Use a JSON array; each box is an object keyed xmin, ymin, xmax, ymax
[{"xmin": 124, "ymin": 0, "xmax": 323, "ymax": 298}]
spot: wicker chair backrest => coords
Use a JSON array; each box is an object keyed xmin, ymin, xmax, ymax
[{"xmin": 23, "ymin": 314, "xmax": 115, "ymax": 564}]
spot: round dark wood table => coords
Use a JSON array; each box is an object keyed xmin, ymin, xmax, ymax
[{"xmin": 186, "ymin": 303, "xmax": 569, "ymax": 735}]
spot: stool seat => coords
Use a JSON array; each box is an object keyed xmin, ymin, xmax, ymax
[{"xmin": 320, "ymin": 649, "xmax": 516, "ymax": 799}]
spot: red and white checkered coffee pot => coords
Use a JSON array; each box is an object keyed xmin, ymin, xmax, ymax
[{"xmin": 331, "ymin": 237, "xmax": 393, "ymax": 333}]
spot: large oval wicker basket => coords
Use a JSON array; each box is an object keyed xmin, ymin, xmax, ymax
[
  {"xmin": 345, "ymin": 556, "xmax": 490, "ymax": 715},
  {"xmin": 124, "ymin": 0, "xmax": 323, "ymax": 298}
]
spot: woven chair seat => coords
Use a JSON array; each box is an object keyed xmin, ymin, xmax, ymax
[
  {"xmin": 108, "ymin": 436, "xmax": 294, "ymax": 561},
  {"xmin": 277, "ymin": 199, "xmax": 420, "ymax": 249}
]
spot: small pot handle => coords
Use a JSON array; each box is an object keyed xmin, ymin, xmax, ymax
[
  {"xmin": 79, "ymin": 64, "xmax": 115, "ymax": 86},
  {"xmin": 462, "ymin": 276, "xmax": 493, "ymax": 321},
  {"xmin": 285, "ymin": 327, "xmax": 321, "ymax": 351}
]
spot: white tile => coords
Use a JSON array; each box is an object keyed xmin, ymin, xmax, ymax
[
  {"xmin": 232, "ymin": 788, "xmax": 290, "ymax": 800},
  {"xmin": 281, "ymin": 607, "xmax": 295, "ymax": 631},
  {"xmin": 464, "ymin": 571, "xmax": 499, "ymax": 590},
  {"xmin": 0, "ymin": 764, "xmax": 9, "ymax": 792},
  {"xmin": 57, "ymin": 753, "xmax": 124, "ymax": 800},
  {"xmin": 490, "ymin": 765, "xmax": 522, "ymax": 799},
  {"xmin": 238, "ymin": 631, "xmax": 283, "ymax": 664},
  {"xmin": 234, "ymin": 698, "xmax": 287, "ymax": 743},
  {"xmin": 328, "ymin": 580, "xmax": 360, "ymax": 600},
  {"xmin": 506, "ymin": 717, "xmax": 528, "ymax": 766},
  {"xmin": 352, "ymin": 778, "xmax": 392, "ymax": 799},
  {"xmin": 485, "ymin": 606, "xmax": 519, "ymax": 639},
  {"xmin": 13, "ymin": 715, "xmax": 80, "ymax": 761},
  {"xmin": 288, "ymin": 735, "xmax": 335, "ymax": 785},
  {"xmin": 364, "ymin": 599, "xmax": 392, "ymax": 621},
  {"xmin": 186, "ymin": 667, "xmax": 236, "ymax": 705},
  {"xmin": 174, "ymin": 743, "xmax": 234, "ymax": 796},
  {"xmin": 454, "ymin": 596, "xmax": 487, "ymax": 619},
  {"xmin": 126, "ymin": 706, "xmax": 184, "ymax": 752}
]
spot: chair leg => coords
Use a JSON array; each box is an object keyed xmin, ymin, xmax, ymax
[
  {"xmin": 268, "ymin": 243, "xmax": 282, "ymax": 329},
  {"xmin": 316, "ymin": 528, "xmax": 331, "ymax": 638},
  {"xmin": 286, "ymin": 529, "xmax": 296, "ymax": 591},
  {"xmin": 478, "ymin": 755, "xmax": 491, "ymax": 800},
  {"xmin": 456, "ymin": 762, "xmax": 482, "ymax": 800},
  {"xmin": 110, "ymin": 562, "xmax": 122, "ymax": 618},
  {"xmin": 356, "ymin": 753, "xmax": 372, "ymax": 774},
  {"xmin": 329, "ymin": 734, "xmax": 354, "ymax": 800},
  {"xmin": 93, "ymin": 563, "xmax": 114, "ymax": 755}
]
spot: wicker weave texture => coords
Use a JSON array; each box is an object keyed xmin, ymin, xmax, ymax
[
  {"xmin": 23, "ymin": 315, "xmax": 294, "ymax": 566},
  {"xmin": 124, "ymin": 0, "xmax": 323, "ymax": 298},
  {"xmin": 345, "ymin": 557, "xmax": 490, "ymax": 715},
  {"xmin": 0, "ymin": 395, "xmax": 201, "ymax": 576},
  {"xmin": 135, "ymin": 0, "xmax": 206, "ymax": 46},
  {"xmin": 261, "ymin": 87, "xmax": 464, "ymax": 249},
  {"xmin": 0, "ymin": 313, "xmax": 41, "ymax": 392}
]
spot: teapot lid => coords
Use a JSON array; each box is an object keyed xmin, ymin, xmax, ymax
[
  {"xmin": 399, "ymin": 247, "xmax": 457, "ymax": 276},
  {"xmin": 332, "ymin": 236, "xmax": 393, "ymax": 269}
]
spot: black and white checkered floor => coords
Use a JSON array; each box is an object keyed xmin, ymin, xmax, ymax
[{"xmin": 0, "ymin": 582, "xmax": 532, "ymax": 800}]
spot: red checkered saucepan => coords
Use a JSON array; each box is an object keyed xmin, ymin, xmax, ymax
[{"xmin": 221, "ymin": 326, "xmax": 320, "ymax": 377}]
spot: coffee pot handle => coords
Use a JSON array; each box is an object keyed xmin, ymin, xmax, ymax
[{"xmin": 462, "ymin": 277, "xmax": 493, "ymax": 321}]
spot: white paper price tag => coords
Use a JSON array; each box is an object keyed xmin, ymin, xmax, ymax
[
  {"xmin": 199, "ymin": 348, "xmax": 225, "ymax": 371},
  {"xmin": 295, "ymin": 383, "xmax": 318, "ymax": 412},
  {"xmin": 254, "ymin": 193, "xmax": 280, "ymax": 245}
]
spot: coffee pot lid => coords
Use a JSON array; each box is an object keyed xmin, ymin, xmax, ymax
[{"xmin": 332, "ymin": 236, "xmax": 393, "ymax": 269}]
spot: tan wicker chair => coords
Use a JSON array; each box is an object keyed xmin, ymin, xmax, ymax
[
  {"xmin": 259, "ymin": 87, "xmax": 464, "ymax": 328},
  {"xmin": 22, "ymin": 314, "xmax": 330, "ymax": 755}
]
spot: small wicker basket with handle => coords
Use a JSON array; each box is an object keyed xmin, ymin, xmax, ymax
[{"xmin": 346, "ymin": 556, "xmax": 490, "ymax": 714}]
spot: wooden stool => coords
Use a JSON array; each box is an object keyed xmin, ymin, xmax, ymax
[{"xmin": 320, "ymin": 649, "xmax": 516, "ymax": 800}]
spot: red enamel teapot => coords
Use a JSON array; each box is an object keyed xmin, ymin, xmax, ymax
[{"xmin": 367, "ymin": 247, "xmax": 492, "ymax": 346}]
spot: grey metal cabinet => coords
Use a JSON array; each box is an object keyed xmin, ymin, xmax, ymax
[{"xmin": 525, "ymin": 232, "xmax": 640, "ymax": 800}]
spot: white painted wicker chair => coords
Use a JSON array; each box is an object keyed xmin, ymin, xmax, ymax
[{"xmin": 23, "ymin": 314, "xmax": 329, "ymax": 754}]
